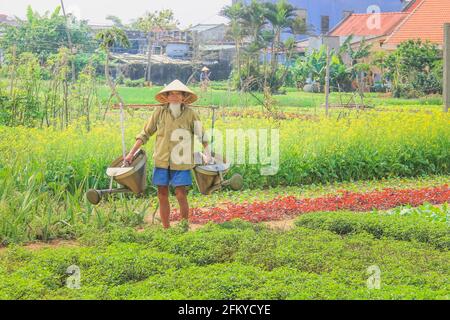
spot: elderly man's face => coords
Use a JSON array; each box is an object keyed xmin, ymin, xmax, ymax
[{"xmin": 167, "ymin": 91, "xmax": 184, "ymax": 104}]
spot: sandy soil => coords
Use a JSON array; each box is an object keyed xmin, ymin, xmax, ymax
[{"xmin": 0, "ymin": 240, "xmax": 79, "ymax": 253}]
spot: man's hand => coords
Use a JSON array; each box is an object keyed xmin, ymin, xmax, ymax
[
  {"xmin": 124, "ymin": 140, "xmax": 143, "ymax": 166},
  {"xmin": 124, "ymin": 152, "xmax": 134, "ymax": 165},
  {"xmin": 201, "ymin": 142, "xmax": 213, "ymax": 164},
  {"xmin": 202, "ymin": 150, "xmax": 213, "ymax": 164}
]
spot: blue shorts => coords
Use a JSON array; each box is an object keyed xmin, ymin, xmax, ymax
[{"xmin": 152, "ymin": 167, "xmax": 192, "ymax": 187}]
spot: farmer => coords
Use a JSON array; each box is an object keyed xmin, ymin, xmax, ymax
[
  {"xmin": 125, "ymin": 80, "xmax": 212, "ymax": 229},
  {"xmin": 200, "ymin": 66, "xmax": 211, "ymax": 92}
]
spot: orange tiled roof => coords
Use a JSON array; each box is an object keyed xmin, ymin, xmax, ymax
[
  {"xmin": 330, "ymin": 12, "xmax": 408, "ymax": 37},
  {"xmin": 384, "ymin": 0, "xmax": 450, "ymax": 48}
]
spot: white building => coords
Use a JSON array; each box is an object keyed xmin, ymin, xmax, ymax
[{"xmin": 187, "ymin": 24, "xmax": 228, "ymax": 43}]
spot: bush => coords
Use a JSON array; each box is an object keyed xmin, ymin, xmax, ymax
[
  {"xmin": 289, "ymin": 46, "xmax": 352, "ymax": 93},
  {"xmin": 294, "ymin": 205, "xmax": 450, "ymax": 250},
  {"xmin": 1, "ymin": 219, "xmax": 448, "ymax": 300},
  {"xmin": 385, "ymin": 40, "xmax": 443, "ymax": 98},
  {"xmin": 123, "ymin": 78, "xmax": 145, "ymax": 87}
]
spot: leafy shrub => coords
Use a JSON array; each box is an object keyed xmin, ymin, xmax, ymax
[
  {"xmin": 385, "ymin": 40, "xmax": 443, "ymax": 98},
  {"xmin": 0, "ymin": 243, "xmax": 191, "ymax": 298},
  {"xmin": 146, "ymin": 225, "xmax": 254, "ymax": 265},
  {"xmin": 1, "ymin": 219, "xmax": 448, "ymax": 300},
  {"xmin": 295, "ymin": 205, "xmax": 450, "ymax": 249},
  {"xmin": 288, "ymin": 46, "xmax": 352, "ymax": 92},
  {"xmin": 124, "ymin": 78, "xmax": 145, "ymax": 87}
]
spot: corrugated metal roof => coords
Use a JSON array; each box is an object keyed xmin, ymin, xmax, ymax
[
  {"xmin": 187, "ymin": 24, "xmax": 224, "ymax": 32},
  {"xmin": 200, "ymin": 44, "xmax": 235, "ymax": 51},
  {"xmin": 111, "ymin": 53, "xmax": 190, "ymax": 65}
]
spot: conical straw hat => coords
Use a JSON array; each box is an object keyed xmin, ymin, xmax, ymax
[
  {"xmin": 201, "ymin": 66, "xmax": 210, "ymax": 72},
  {"xmin": 155, "ymin": 79, "xmax": 198, "ymax": 104}
]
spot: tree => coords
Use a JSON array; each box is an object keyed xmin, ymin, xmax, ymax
[
  {"xmin": 0, "ymin": 5, "xmax": 94, "ymax": 64},
  {"xmin": 96, "ymin": 27, "xmax": 130, "ymax": 110},
  {"xmin": 289, "ymin": 45, "xmax": 350, "ymax": 92},
  {"xmin": 339, "ymin": 35, "xmax": 372, "ymax": 94},
  {"xmin": 242, "ymin": 0, "xmax": 268, "ymax": 45},
  {"xmin": 0, "ymin": 51, "xmax": 42, "ymax": 127},
  {"xmin": 106, "ymin": 15, "xmax": 126, "ymax": 29},
  {"xmin": 96, "ymin": 27, "xmax": 130, "ymax": 161},
  {"xmin": 291, "ymin": 13, "xmax": 310, "ymax": 35},
  {"xmin": 236, "ymin": 0, "xmax": 269, "ymax": 91},
  {"xmin": 262, "ymin": 0, "xmax": 299, "ymax": 92},
  {"xmin": 222, "ymin": 0, "xmax": 306, "ymax": 93},
  {"xmin": 221, "ymin": 2, "xmax": 246, "ymax": 85},
  {"xmin": 264, "ymin": 0, "xmax": 296, "ymax": 74},
  {"xmin": 132, "ymin": 10, "xmax": 177, "ymax": 83},
  {"xmin": 385, "ymin": 40, "xmax": 442, "ymax": 97},
  {"xmin": 59, "ymin": 0, "xmax": 76, "ymax": 82},
  {"xmin": 372, "ymin": 51, "xmax": 387, "ymax": 78}
]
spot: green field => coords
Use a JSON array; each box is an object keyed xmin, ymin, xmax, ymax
[
  {"xmin": 97, "ymin": 85, "xmax": 444, "ymax": 109},
  {"xmin": 1, "ymin": 204, "xmax": 448, "ymax": 300},
  {"xmin": 0, "ymin": 84, "xmax": 449, "ymax": 300},
  {"xmin": 1, "ymin": 105, "xmax": 449, "ymax": 244},
  {"xmin": 1, "ymin": 1, "xmax": 449, "ymax": 300}
]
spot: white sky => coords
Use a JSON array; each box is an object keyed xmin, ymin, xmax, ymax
[{"xmin": 0, "ymin": 0, "xmax": 231, "ymax": 28}]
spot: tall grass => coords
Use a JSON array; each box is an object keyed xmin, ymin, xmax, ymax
[{"xmin": 1, "ymin": 109, "xmax": 448, "ymax": 190}]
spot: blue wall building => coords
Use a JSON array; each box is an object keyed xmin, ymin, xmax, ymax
[
  {"xmin": 237, "ymin": 0, "xmax": 407, "ymax": 40},
  {"xmin": 166, "ymin": 43, "xmax": 191, "ymax": 59}
]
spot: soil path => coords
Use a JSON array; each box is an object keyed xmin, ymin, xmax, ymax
[{"xmin": 0, "ymin": 240, "xmax": 79, "ymax": 254}]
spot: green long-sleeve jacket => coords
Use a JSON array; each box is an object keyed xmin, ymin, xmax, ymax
[{"xmin": 135, "ymin": 104, "xmax": 209, "ymax": 170}]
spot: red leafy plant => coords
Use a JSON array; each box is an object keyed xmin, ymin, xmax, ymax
[{"xmin": 171, "ymin": 185, "xmax": 450, "ymax": 224}]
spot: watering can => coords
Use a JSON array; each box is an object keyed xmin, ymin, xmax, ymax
[
  {"xmin": 86, "ymin": 149, "xmax": 147, "ymax": 205},
  {"xmin": 191, "ymin": 105, "xmax": 243, "ymax": 195},
  {"xmin": 192, "ymin": 152, "xmax": 243, "ymax": 195}
]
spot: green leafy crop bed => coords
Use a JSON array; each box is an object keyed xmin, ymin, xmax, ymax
[
  {"xmin": 295, "ymin": 203, "xmax": 450, "ymax": 250},
  {"xmin": 1, "ymin": 205, "xmax": 448, "ymax": 300}
]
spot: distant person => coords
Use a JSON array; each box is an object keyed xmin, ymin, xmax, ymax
[
  {"xmin": 200, "ymin": 66, "xmax": 211, "ymax": 92},
  {"xmin": 125, "ymin": 80, "xmax": 212, "ymax": 229}
]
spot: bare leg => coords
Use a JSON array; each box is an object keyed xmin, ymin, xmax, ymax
[
  {"xmin": 175, "ymin": 186, "xmax": 189, "ymax": 221},
  {"xmin": 158, "ymin": 186, "xmax": 170, "ymax": 228}
]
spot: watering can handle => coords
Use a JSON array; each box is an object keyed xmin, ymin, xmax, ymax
[
  {"xmin": 122, "ymin": 149, "xmax": 141, "ymax": 167},
  {"xmin": 133, "ymin": 149, "xmax": 142, "ymax": 157},
  {"xmin": 201, "ymin": 152, "xmax": 215, "ymax": 165}
]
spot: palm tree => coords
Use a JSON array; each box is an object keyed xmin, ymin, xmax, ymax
[
  {"xmin": 240, "ymin": 0, "xmax": 269, "ymax": 90},
  {"xmin": 106, "ymin": 15, "xmax": 127, "ymax": 29},
  {"xmin": 242, "ymin": 0, "xmax": 268, "ymax": 46},
  {"xmin": 264, "ymin": 0, "xmax": 296, "ymax": 73},
  {"xmin": 220, "ymin": 2, "xmax": 245, "ymax": 85}
]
